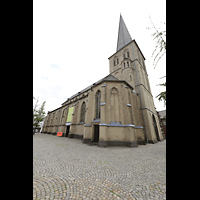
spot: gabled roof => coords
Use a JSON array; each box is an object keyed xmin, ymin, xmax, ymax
[
  {"xmin": 117, "ymin": 14, "xmax": 132, "ymax": 52},
  {"xmin": 108, "ymin": 39, "xmax": 146, "ymax": 60},
  {"xmin": 68, "ymin": 74, "xmax": 119, "ymax": 99},
  {"xmin": 61, "ymin": 74, "xmax": 133, "ymax": 106},
  {"xmin": 99, "ymin": 74, "xmax": 119, "ymax": 81}
]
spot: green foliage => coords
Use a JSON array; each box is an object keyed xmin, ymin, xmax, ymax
[
  {"xmin": 147, "ymin": 16, "xmax": 166, "ymax": 107},
  {"xmin": 156, "ymin": 90, "xmax": 166, "ymax": 106},
  {"xmin": 147, "ymin": 16, "xmax": 166, "ymax": 69},
  {"xmin": 156, "ymin": 84, "xmax": 166, "ymax": 106},
  {"xmin": 155, "ymin": 77, "xmax": 166, "ymax": 106},
  {"xmin": 33, "ymin": 96, "xmax": 46, "ymax": 134}
]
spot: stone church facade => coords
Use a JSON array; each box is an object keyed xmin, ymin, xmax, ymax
[{"xmin": 41, "ymin": 15, "xmax": 163, "ymax": 147}]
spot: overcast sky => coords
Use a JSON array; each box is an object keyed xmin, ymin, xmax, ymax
[{"xmin": 33, "ymin": 0, "xmax": 166, "ymax": 114}]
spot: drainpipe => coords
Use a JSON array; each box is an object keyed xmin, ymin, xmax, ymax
[{"xmin": 131, "ymin": 43, "xmax": 148, "ymax": 143}]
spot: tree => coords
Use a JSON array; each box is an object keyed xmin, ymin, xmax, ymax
[
  {"xmin": 33, "ymin": 96, "xmax": 46, "ymax": 134},
  {"xmin": 147, "ymin": 16, "xmax": 166, "ymax": 107},
  {"xmin": 148, "ymin": 16, "xmax": 166, "ymax": 69},
  {"xmin": 156, "ymin": 80, "xmax": 166, "ymax": 106}
]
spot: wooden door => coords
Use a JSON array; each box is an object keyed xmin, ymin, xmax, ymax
[
  {"xmin": 93, "ymin": 125, "xmax": 99, "ymax": 143},
  {"xmin": 66, "ymin": 126, "xmax": 70, "ymax": 137}
]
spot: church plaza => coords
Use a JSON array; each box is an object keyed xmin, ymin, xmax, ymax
[{"xmin": 33, "ymin": 134, "xmax": 166, "ymax": 199}]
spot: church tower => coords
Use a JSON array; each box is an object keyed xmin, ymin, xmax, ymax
[
  {"xmin": 108, "ymin": 14, "xmax": 163, "ymax": 143},
  {"xmin": 42, "ymin": 14, "xmax": 164, "ymax": 146}
]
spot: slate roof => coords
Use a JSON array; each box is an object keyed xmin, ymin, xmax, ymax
[
  {"xmin": 61, "ymin": 74, "xmax": 133, "ymax": 106},
  {"xmin": 108, "ymin": 15, "xmax": 145, "ymax": 61},
  {"xmin": 68, "ymin": 74, "xmax": 119, "ymax": 98},
  {"xmin": 117, "ymin": 14, "xmax": 132, "ymax": 52}
]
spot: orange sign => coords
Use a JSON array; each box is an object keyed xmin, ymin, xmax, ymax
[{"xmin": 57, "ymin": 132, "xmax": 63, "ymax": 137}]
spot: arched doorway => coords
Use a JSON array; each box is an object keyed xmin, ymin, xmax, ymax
[
  {"xmin": 66, "ymin": 126, "xmax": 70, "ymax": 137},
  {"xmin": 152, "ymin": 115, "xmax": 160, "ymax": 141},
  {"xmin": 93, "ymin": 125, "xmax": 99, "ymax": 143}
]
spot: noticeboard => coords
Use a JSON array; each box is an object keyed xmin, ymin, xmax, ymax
[{"xmin": 66, "ymin": 106, "xmax": 74, "ymax": 123}]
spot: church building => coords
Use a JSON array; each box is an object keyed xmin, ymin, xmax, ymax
[{"xmin": 41, "ymin": 15, "xmax": 163, "ymax": 147}]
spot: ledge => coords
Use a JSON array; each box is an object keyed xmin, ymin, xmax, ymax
[
  {"xmin": 121, "ymin": 84, "xmax": 128, "ymax": 88},
  {"xmin": 99, "ymin": 122, "xmax": 143, "ymax": 129},
  {"xmin": 92, "ymin": 119, "xmax": 100, "ymax": 123},
  {"xmin": 135, "ymin": 83, "xmax": 153, "ymax": 97},
  {"xmin": 140, "ymin": 107, "xmax": 157, "ymax": 116},
  {"xmin": 84, "ymin": 124, "xmax": 92, "ymax": 127},
  {"xmin": 132, "ymin": 90, "xmax": 138, "ymax": 94}
]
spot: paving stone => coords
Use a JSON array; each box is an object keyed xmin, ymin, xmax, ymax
[{"xmin": 33, "ymin": 134, "xmax": 166, "ymax": 199}]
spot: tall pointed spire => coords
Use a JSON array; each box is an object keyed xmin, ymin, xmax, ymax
[{"xmin": 116, "ymin": 14, "xmax": 132, "ymax": 52}]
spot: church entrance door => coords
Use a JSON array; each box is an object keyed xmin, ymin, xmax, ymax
[
  {"xmin": 93, "ymin": 125, "xmax": 99, "ymax": 143},
  {"xmin": 66, "ymin": 126, "xmax": 70, "ymax": 137},
  {"xmin": 152, "ymin": 115, "xmax": 160, "ymax": 141}
]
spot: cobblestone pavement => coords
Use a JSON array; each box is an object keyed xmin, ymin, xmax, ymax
[{"xmin": 33, "ymin": 134, "xmax": 166, "ymax": 200}]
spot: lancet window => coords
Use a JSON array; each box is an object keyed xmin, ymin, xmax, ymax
[
  {"xmin": 114, "ymin": 56, "xmax": 119, "ymax": 66},
  {"xmin": 95, "ymin": 91, "xmax": 101, "ymax": 119},
  {"xmin": 80, "ymin": 102, "xmax": 86, "ymax": 123}
]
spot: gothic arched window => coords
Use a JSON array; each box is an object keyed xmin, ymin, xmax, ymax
[
  {"xmin": 123, "ymin": 53, "xmax": 126, "ymax": 59},
  {"xmin": 123, "ymin": 49, "xmax": 129, "ymax": 60},
  {"xmin": 127, "ymin": 61, "xmax": 129, "ymax": 67},
  {"xmin": 110, "ymin": 87, "xmax": 120, "ymax": 122},
  {"xmin": 95, "ymin": 91, "xmax": 101, "ymax": 119},
  {"xmin": 114, "ymin": 56, "xmax": 118, "ymax": 66},
  {"xmin": 127, "ymin": 51, "xmax": 129, "ymax": 58},
  {"xmin": 80, "ymin": 102, "xmax": 86, "ymax": 123}
]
